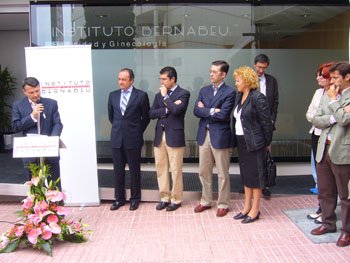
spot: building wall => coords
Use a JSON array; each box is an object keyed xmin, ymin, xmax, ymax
[{"xmin": 0, "ymin": 30, "xmax": 30, "ymax": 105}]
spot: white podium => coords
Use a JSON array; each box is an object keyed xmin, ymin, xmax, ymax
[{"xmin": 13, "ymin": 135, "xmax": 61, "ymax": 158}]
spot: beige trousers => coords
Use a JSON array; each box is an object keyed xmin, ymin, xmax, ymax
[
  {"xmin": 199, "ymin": 131, "xmax": 231, "ymax": 209},
  {"xmin": 154, "ymin": 132, "xmax": 185, "ymax": 204}
]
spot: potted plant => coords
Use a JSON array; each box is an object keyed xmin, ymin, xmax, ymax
[{"xmin": 0, "ymin": 65, "xmax": 16, "ymax": 150}]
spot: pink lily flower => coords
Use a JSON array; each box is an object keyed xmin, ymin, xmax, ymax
[
  {"xmin": 34, "ymin": 201, "xmax": 49, "ymax": 214},
  {"xmin": 46, "ymin": 190, "xmax": 66, "ymax": 202},
  {"xmin": 46, "ymin": 214, "xmax": 58, "ymax": 224},
  {"xmin": 28, "ymin": 210, "xmax": 52, "ymax": 226},
  {"xmin": 28, "ymin": 228, "xmax": 42, "ymax": 245},
  {"xmin": 73, "ymin": 222, "xmax": 81, "ymax": 232},
  {"xmin": 15, "ymin": 225, "xmax": 24, "ymax": 237},
  {"xmin": 25, "ymin": 177, "xmax": 40, "ymax": 187},
  {"xmin": 56, "ymin": 206, "xmax": 69, "ymax": 216},
  {"xmin": 41, "ymin": 226, "xmax": 53, "ymax": 240},
  {"xmin": 22, "ymin": 196, "xmax": 34, "ymax": 210},
  {"xmin": 48, "ymin": 222, "xmax": 61, "ymax": 234}
]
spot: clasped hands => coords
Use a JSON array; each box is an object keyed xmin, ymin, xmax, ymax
[{"xmin": 197, "ymin": 101, "xmax": 220, "ymax": 113}]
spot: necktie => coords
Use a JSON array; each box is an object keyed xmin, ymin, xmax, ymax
[
  {"xmin": 213, "ymin": 86, "xmax": 218, "ymax": 96},
  {"xmin": 120, "ymin": 91, "xmax": 129, "ymax": 115},
  {"xmin": 167, "ymin": 90, "xmax": 172, "ymax": 96}
]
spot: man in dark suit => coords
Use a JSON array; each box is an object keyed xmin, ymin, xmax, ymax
[
  {"xmin": 193, "ymin": 60, "xmax": 236, "ymax": 217},
  {"xmin": 12, "ymin": 77, "xmax": 63, "ymax": 189},
  {"xmin": 149, "ymin": 66, "xmax": 190, "ymax": 212},
  {"xmin": 108, "ymin": 68, "xmax": 150, "ymax": 211},
  {"xmin": 254, "ymin": 54, "xmax": 279, "ymax": 198}
]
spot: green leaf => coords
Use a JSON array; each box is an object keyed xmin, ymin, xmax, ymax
[
  {"xmin": 0, "ymin": 239, "xmax": 20, "ymax": 253},
  {"xmin": 40, "ymin": 242, "xmax": 52, "ymax": 256},
  {"xmin": 41, "ymin": 187, "xmax": 47, "ymax": 195}
]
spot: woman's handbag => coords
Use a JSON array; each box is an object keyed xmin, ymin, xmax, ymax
[{"xmin": 266, "ymin": 151, "xmax": 277, "ymax": 187}]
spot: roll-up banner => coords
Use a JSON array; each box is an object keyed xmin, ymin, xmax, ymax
[{"xmin": 25, "ymin": 45, "xmax": 100, "ymax": 206}]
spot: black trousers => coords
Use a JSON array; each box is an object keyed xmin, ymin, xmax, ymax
[{"xmin": 112, "ymin": 144, "xmax": 141, "ymax": 202}]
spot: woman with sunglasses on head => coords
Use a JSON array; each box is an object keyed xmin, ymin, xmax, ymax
[{"xmin": 306, "ymin": 62, "xmax": 335, "ymax": 223}]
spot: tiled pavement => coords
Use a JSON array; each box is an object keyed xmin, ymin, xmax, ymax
[{"xmin": 1, "ymin": 194, "xmax": 350, "ymax": 262}]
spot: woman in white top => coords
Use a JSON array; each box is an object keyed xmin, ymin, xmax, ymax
[{"xmin": 306, "ymin": 62, "xmax": 334, "ymax": 221}]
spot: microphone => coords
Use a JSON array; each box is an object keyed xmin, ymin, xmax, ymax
[{"xmin": 36, "ymin": 99, "xmax": 46, "ymax": 119}]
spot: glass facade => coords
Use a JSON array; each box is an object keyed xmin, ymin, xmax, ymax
[{"xmin": 30, "ymin": 2, "xmax": 350, "ymax": 160}]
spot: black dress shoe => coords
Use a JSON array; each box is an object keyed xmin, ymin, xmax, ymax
[
  {"xmin": 110, "ymin": 201, "xmax": 125, "ymax": 211},
  {"xmin": 241, "ymin": 212, "xmax": 260, "ymax": 224},
  {"xmin": 262, "ymin": 188, "xmax": 271, "ymax": 198},
  {"xmin": 156, "ymin": 201, "xmax": 170, "ymax": 210},
  {"xmin": 233, "ymin": 212, "xmax": 248, "ymax": 220},
  {"xmin": 166, "ymin": 203, "xmax": 181, "ymax": 212},
  {"xmin": 129, "ymin": 201, "xmax": 140, "ymax": 211}
]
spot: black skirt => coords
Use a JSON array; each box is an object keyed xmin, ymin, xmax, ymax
[{"xmin": 236, "ymin": 135, "xmax": 266, "ymax": 189}]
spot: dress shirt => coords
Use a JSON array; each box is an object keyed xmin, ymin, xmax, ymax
[
  {"xmin": 210, "ymin": 82, "xmax": 224, "ymax": 116},
  {"xmin": 259, "ymin": 75, "xmax": 266, "ymax": 96},
  {"xmin": 29, "ymin": 98, "xmax": 38, "ymax": 122}
]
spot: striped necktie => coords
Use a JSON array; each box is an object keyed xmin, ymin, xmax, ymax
[
  {"xmin": 120, "ymin": 90, "xmax": 129, "ymax": 115},
  {"xmin": 213, "ymin": 86, "xmax": 218, "ymax": 96}
]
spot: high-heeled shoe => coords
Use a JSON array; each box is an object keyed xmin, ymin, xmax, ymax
[
  {"xmin": 241, "ymin": 211, "xmax": 260, "ymax": 224},
  {"xmin": 233, "ymin": 212, "xmax": 248, "ymax": 220}
]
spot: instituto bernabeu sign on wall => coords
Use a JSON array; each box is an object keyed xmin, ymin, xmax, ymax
[{"xmin": 52, "ymin": 25, "xmax": 232, "ymax": 49}]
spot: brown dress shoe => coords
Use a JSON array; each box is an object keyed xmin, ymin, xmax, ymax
[
  {"xmin": 311, "ymin": 225, "xmax": 336, "ymax": 235},
  {"xmin": 336, "ymin": 233, "xmax": 350, "ymax": 247},
  {"xmin": 194, "ymin": 204, "xmax": 211, "ymax": 213},
  {"xmin": 216, "ymin": 208, "xmax": 229, "ymax": 217}
]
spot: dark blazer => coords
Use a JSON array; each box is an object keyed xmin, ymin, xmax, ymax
[
  {"xmin": 264, "ymin": 73, "xmax": 279, "ymax": 129},
  {"xmin": 12, "ymin": 97, "xmax": 63, "ymax": 164},
  {"xmin": 12, "ymin": 97, "xmax": 63, "ymax": 136},
  {"xmin": 194, "ymin": 83, "xmax": 235, "ymax": 149},
  {"xmin": 149, "ymin": 85, "xmax": 190, "ymax": 147},
  {"xmin": 232, "ymin": 89, "xmax": 273, "ymax": 152},
  {"xmin": 108, "ymin": 87, "xmax": 150, "ymax": 149}
]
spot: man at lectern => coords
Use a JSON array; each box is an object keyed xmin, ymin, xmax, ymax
[{"xmin": 12, "ymin": 77, "xmax": 63, "ymax": 189}]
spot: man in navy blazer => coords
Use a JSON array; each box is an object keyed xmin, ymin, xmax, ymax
[
  {"xmin": 193, "ymin": 60, "xmax": 236, "ymax": 217},
  {"xmin": 108, "ymin": 68, "xmax": 150, "ymax": 211},
  {"xmin": 12, "ymin": 77, "xmax": 63, "ymax": 188},
  {"xmin": 149, "ymin": 66, "xmax": 190, "ymax": 212},
  {"xmin": 254, "ymin": 54, "xmax": 279, "ymax": 198}
]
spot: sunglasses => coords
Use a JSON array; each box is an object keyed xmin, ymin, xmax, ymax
[{"xmin": 316, "ymin": 71, "xmax": 330, "ymax": 79}]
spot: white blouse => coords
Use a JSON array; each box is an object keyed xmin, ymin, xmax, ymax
[
  {"xmin": 234, "ymin": 105, "xmax": 244, "ymax": 135},
  {"xmin": 306, "ymin": 88, "xmax": 325, "ymax": 136}
]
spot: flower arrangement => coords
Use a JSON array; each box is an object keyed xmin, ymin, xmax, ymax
[{"xmin": 0, "ymin": 163, "xmax": 91, "ymax": 256}]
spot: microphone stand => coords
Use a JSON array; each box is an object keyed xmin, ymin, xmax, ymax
[{"xmin": 37, "ymin": 111, "xmax": 44, "ymax": 170}]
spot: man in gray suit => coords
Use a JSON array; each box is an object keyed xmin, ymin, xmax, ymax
[{"xmin": 311, "ymin": 62, "xmax": 350, "ymax": 247}]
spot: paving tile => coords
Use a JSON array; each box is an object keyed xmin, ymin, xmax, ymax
[{"xmin": 1, "ymin": 195, "xmax": 350, "ymax": 262}]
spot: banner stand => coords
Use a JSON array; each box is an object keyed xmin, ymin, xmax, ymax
[{"xmin": 25, "ymin": 45, "xmax": 100, "ymax": 206}]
